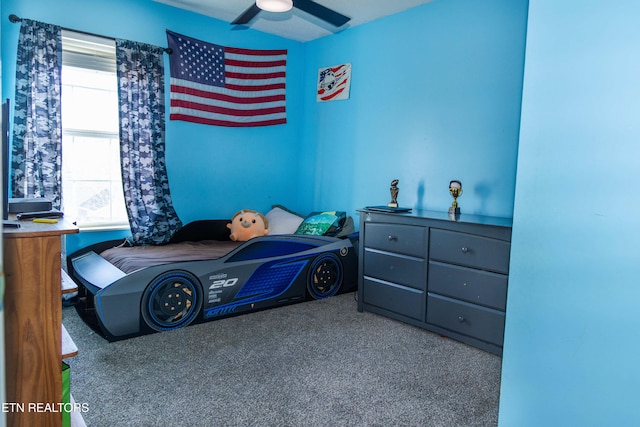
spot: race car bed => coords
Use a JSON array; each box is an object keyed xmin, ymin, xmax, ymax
[{"xmin": 67, "ymin": 213, "xmax": 358, "ymax": 341}]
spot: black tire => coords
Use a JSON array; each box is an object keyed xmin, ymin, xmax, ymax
[
  {"xmin": 307, "ymin": 253, "xmax": 343, "ymax": 299},
  {"xmin": 141, "ymin": 270, "xmax": 202, "ymax": 331}
]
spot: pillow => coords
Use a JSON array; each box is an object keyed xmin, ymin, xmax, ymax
[
  {"xmin": 335, "ymin": 215, "xmax": 355, "ymax": 238},
  {"xmin": 295, "ymin": 211, "xmax": 347, "ymax": 237},
  {"xmin": 265, "ymin": 206, "xmax": 304, "ymax": 235}
]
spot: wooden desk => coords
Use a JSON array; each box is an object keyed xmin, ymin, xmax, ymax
[{"xmin": 3, "ymin": 218, "xmax": 78, "ymax": 427}]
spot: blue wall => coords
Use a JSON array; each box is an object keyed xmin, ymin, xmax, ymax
[
  {"xmin": 500, "ymin": 0, "xmax": 640, "ymax": 425},
  {"xmin": 303, "ymin": 0, "xmax": 528, "ymax": 219}
]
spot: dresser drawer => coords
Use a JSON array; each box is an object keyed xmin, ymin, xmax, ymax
[
  {"xmin": 428, "ymin": 261, "xmax": 507, "ymax": 310},
  {"xmin": 363, "ymin": 278, "xmax": 425, "ymax": 321},
  {"xmin": 364, "ymin": 223, "xmax": 426, "ymax": 258},
  {"xmin": 427, "ymin": 294, "xmax": 505, "ymax": 346},
  {"xmin": 364, "ymin": 249, "xmax": 426, "ymax": 290},
  {"xmin": 430, "ymin": 229, "xmax": 510, "ymax": 274}
]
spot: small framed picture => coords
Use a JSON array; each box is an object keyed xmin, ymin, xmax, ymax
[{"xmin": 317, "ymin": 63, "xmax": 351, "ymax": 102}]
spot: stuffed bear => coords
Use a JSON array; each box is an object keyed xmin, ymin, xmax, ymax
[{"xmin": 227, "ymin": 209, "xmax": 269, "ymax": 242}]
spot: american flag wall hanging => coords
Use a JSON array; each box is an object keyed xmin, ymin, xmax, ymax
[
  {"xmin": 317, "ymin": 63, "xmax": 351, "ymax": 102},
  {"xmin": 166, "ymin": 30, "xmax": 287, "ymax": 127}
]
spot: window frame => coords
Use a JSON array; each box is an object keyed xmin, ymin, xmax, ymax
[{"xmin": 61, "ymin": 30, "xmax": 129, "ymax": 231}]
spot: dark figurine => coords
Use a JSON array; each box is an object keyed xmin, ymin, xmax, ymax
[{"xmin": 388, "ymin": 179, "xmax": 399, "ymax": 208}]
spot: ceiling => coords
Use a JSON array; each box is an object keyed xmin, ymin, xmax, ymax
[{"xmin": 154, "ymin": 0, "xmax": 434, "ymax": 42}]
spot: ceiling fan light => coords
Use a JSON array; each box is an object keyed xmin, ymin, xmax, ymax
[{"xmin": 256, "ymin": 0, "xmax": 293, "ymax": 13}]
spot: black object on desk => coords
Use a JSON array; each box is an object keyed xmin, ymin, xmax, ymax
[{"xmin": 16, "ymin": 210, "xmax": 64, "ymax": 220}]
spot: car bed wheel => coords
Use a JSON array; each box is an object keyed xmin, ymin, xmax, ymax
[
  {"xmin": 307, "ymin": 253, "xmax": 343, "ymax": 299},
  {"xmin": 141, "ymin": 270, "xmax": 202, "ymax": 331}
]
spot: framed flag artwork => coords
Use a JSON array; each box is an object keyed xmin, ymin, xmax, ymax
[{"xmin": 317, "ymin": 63, "xmax": 351, "ymax": 102}]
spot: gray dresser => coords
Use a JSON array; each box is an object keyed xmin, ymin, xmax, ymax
[{"xmin": 357, "ymin": 209, "xmax": 512, "ymax": 355}]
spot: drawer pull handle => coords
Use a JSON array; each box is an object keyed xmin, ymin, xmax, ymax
[
  {"xmin": 458, "ymin": 316, "xmax": 465, "ymax": 323},
  {"xmin": 388, "ymin": 235, "xmax": 398, "ymax": 241},
  {"xmin": 461, "ymin": 247, "xmax": 469, "ymax": 253}
]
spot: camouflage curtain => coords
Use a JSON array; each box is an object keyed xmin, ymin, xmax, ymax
[
  {"xmin": 11, "ymin": 19, "xmax": 63, "ymax": 209},
  {"xmin": 116, "ymin": 39, "xmax": 182, "ymax": 245}
]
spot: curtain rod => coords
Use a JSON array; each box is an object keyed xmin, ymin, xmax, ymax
[{"xmin": 8, "ymin": 14, "xmax": 173, "ymax": 54}]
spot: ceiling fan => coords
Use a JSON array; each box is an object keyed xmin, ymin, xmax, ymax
[{"xmin": 232, "ymin": 0, "xmax": 351, "ymax": 28}]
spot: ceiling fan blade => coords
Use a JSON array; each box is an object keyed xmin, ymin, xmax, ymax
[
  {"xmin": 294, "ymin": 0, "xmax": 351, "ymax": 27},
  {"xmin": 232, "ymin": 3, "xmax": 261, "ymax": 25}
]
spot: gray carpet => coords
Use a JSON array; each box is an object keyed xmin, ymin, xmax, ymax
[{"xmin": 63, "ymin": 293, "xmax": 501, "ymax": 426}]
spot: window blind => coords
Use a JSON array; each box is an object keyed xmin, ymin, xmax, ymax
[{"xmin": 61, "ymin": 29, "xmax": 116, "ymax": 73}]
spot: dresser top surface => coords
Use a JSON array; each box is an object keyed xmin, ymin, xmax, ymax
[{"xmin": 359, "ymin": 208, "xmax": 513, "ymax": 229}]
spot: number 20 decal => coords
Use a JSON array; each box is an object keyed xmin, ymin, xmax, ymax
[{"xmin": 209, "ymin": 278, "xmax": 239, "ymax": 289}]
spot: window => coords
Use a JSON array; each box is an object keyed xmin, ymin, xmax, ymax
[{"xmin": 61, "ymin": 30, "xmax": 128, "ymax": 229}]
